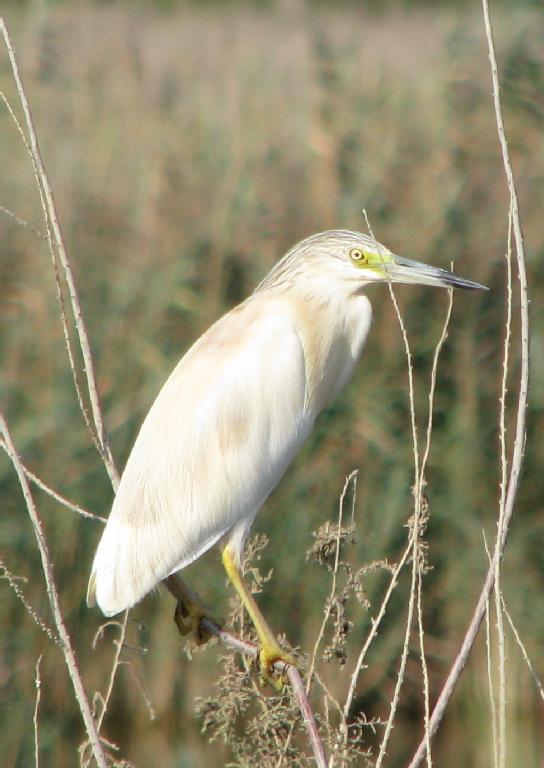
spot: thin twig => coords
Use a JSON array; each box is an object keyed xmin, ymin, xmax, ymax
[
  {"xmin": 288, "ymin": 666, "xmax": 328, "ymax": 768},
  {"xmin": 416, "ymin": 288, "xmax": 454, "ymax": 768},
  {"xmin": 0, "ymin": 203, "xmax": 46, "ymax": 239},
  {"xmin": 485, "ymin": 597, "xmax": 499, "ymax": 768},
  {"xmin": 501, "ymin": 597, "xmax": 544, "ymax": 703},
  {"xmin": 375, "ymin": 547, "xmax": 418, "ymax": 768},
  {"xmin": 362, "ymin": 214, "xmax": 453, "ymax": 765},
  {"xmin": 0, "ymin": 88, "xmax": 103, "ymax": 462},
  {"xmin": 341, "ymin": 215, "xmax": 419, "ymax": 756},
  {"xmin": 279, "ymin": 472, "xmax": 357, "ymax": 767},
  {"xmin": 494, "ymin": 204, "xmax": 514, "ymax": 768},
  {"xmin": 307, "ymin": 471, "xmax": 357, "ymax": 688},
  {"xmin": 0, "ymin": 557, "xmax": 60, "ymax": 645},
  {"xmin": 200, "ymin": 618, "xmax": 328, "ymax": 768},
  {"xmin": 390, "ymin": 285, "xmax": 453, "ymax": 768},
  {"xmin": 0, "ymin": 413, "xmax": 108, "ymax": 768},
  {"xmin": 81, "ymin": 613, "xmax": 130, "ymax": 768},
  {"xmin": 0, "ymin": 18, "xmax": 119, "ymax": 490},
  {"xmin": 417, "ymin": 571, "xmax": 432, "ymax": 768},
  {"xmin": 34, "ymin": 654, "xmax": 43, "ymax": 768},
  {"xmin": 343, "ymin": 540, "xmax": 412, "ymax": 722},
  {"xmin": 375, "ymin": 266, "xmax": 424, "ymax": 766},
  {"xmin": 95, "ymin": 612, "xmax": 129, "ymax": 732},
  {"xmin": 0, "ymin": 21, "xmax": 131, "ymax": 763},
  {"xmin": 408, "ymin": 1, "xmax": 530, "ymax": 763},
  {"xmin": 118, "ymin": 661, "xmax": 156, "ymax": 721},
  {"xmin": 0, "ymin": 438, "xmax": 104, "ymax": 523}
]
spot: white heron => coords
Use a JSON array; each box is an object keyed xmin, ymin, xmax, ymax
[{"xmin": 87, "ymin": 230, "xmax": 485, "ymax": 673}]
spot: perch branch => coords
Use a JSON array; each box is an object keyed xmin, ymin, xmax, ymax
[
  {"xmin": 408, "ymin": 1, "xmax": 529, "ymax": 764},
  {"xmin": 200, "ymin": 617, "xmax": 328, "ymax": 768}
]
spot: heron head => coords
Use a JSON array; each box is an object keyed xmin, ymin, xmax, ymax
[{"xmin": 257, "ymin": 230, "xmax": 487, "ymax": 293}]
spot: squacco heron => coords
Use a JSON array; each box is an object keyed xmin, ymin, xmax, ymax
[{"xmin": 87, "ymin": 230, "xmax": 485, "ymax": 674}]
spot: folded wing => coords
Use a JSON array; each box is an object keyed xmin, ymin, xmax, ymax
[{"xmin": 88, "ymin": 295, "xmax": 309, "ymax": 616}]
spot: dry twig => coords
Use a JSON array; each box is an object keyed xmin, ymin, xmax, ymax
[
  {"xmin": 0, "ymin": 17, "xmax": 119, "ymax": 490},
  {"xmin": 201, "ymin": 618, "xmax": 328, "ymax": 768},
  {"xmin": 34, "ymin": 654, "xmax": 43, "ymax": 768},
  {"xmin": 408, "ymin": 1, "xmax": 530, "ymax": 764},
  {"xmin": 0, "ymin": 413, "xmax": 108, "ymax": 768},
  {"xmin": 0, "ymin": 437, "xmax": 104, "ymax": 523},
  {"xmin": 1, "ymin": 17, "xmax": 329, "ymax": 766}
]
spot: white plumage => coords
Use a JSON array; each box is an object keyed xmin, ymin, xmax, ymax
[{"xmin": 88, "ymin": 230, "xmax": 485, "ymax": 629}]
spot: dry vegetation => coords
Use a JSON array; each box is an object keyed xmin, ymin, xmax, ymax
[{"xmin": 1, "ymin": 2, "xmax": 543, "ymax": 767}]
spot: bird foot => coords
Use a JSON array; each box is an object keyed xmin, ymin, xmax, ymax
[
  {"xmin": 256, "ymin": 642, "xmax": 297, "ymax": 690},
  {"xmin": 173, "ymin": 597, "xmax": 222, "ymax": 645}
]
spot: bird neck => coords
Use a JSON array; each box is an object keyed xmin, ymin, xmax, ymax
[{"xmin": 285, "ymin": 286, "xmax": 373, "ymax": 415}]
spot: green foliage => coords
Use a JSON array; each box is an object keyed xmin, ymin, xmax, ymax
[{"xmin": 1, "ymin": 3, "xmax": 543, "ymax": 766}]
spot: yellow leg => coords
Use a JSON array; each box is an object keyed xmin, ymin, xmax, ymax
[
  {"xmin": 222, "ymin": 544, "xmax": 296, "ymax": 676},
  {"xmin": 164, "ymin": 574, "xmax": 221, "ymax": 644}
]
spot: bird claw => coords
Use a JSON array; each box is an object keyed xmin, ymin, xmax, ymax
[
  {"xmin": 255, "ymin": 645, "xmax": 297, "ymax": 690},
  {"xmin": 173, "ymin": 598, "xmax": 222, "ymax": 645}
]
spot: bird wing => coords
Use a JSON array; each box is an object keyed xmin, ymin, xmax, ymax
[{"xmin": 88, "ymin": 294, "xmax": 311, "ymax": 615}]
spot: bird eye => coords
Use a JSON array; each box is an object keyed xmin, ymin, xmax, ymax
[{"xmin": 350, "ymin": 247, "xmax": 367, "ymax": 263}]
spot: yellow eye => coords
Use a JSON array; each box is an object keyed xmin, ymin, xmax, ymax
[{"xmin": 350, "ymin": 247, "xmax": 367, "ymax": 264}]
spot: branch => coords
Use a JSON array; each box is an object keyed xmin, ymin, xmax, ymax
[
  {"xmin": 200, "ymin": 618, "xmax": 328, "ymax": 768},
  {"xmin": 0, "ymin": 437, "xmax": 105, "ymax": 523},
  {"xmin": 0, "ymin": 17, "xmax": 119, "ymax": 491},
  {"xmin": 1, "ymin": 19, "xmax": 129, "ymax": 760},
  {"xmin": 34, "ymin": 654, "xmax": 43, "ymax": 768},
  {"xmin": 408, "ymin": 1, "xmax": 530, "ymax": 764},
  {"xmin": 0, "ymin": 412, "xmax": 109, "ymax": 768}
]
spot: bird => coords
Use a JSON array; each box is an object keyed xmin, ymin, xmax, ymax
[{"xmin": 87, "ymin": 229, "xmax": 486, "ymax": 674}]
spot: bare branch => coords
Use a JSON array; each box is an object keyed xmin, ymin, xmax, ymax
[
  {"xmin": 307, "ymin": 470, "xmax": 358, "ymax": 688},
  {"xmin": 408, "ymin": 1, "xmax": 530, "ymax": 764},
  {"xmin": 417, "ymin": 571, "xmax": 432, "ymax": 768},
  {"xmin": 0, "ymin": 203, "xmax": 46, "ymax": 239},
  {"xmin": 0, "ymin": 438, "xmax": 105, "ymax": 523},
  {"xmin": 0, "ymin": 84, "xmax": 103, "ymax": 462},
  {"xmin": 0, "ymin": 557, "xmax": 59, "ymax": 645},
  {"xmin": 1, "ymin": 20, "xmax": 129, "ymax": 761},
  {"xmin": 343, "ymin": 540, "xmax": 412, "ymax": 722},
  {"xmin": 0, "ymin": 412, "xmax": 108, "ymax": 768},
  {"xmin": 485, "ymin": 595, "xmax": 499, "ymax": 768},
  {"xmin": 501, "ymin": 597, "xmax": 544, "ymax": 703},
  {"xmin": 200, "ymin": 618, "xmax": 328, "ymax": 768},
  {"xmin": 0, "ymin": 17, "xmax": 119, "ymax": 490},
  {"xmin": 493, "ymin": 204, "xmax": 514, "ymax": 768},
  {"xmin": 34, "ymin": 654, "xmax": 43, "ymax": 768}
]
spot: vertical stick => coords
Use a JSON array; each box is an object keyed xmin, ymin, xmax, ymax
[{"xmin": 407, "ymin": 1, "xmax": 530, "ymax": 764}]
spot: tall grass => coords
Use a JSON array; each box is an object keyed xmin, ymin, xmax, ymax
[{"xmin": 1, "ymin": 4, "xmax": 543, "ymax": 766}]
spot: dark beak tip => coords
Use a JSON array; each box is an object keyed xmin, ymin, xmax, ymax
[{"xmin": 450, "ymin": 277, "xmax": 489, "ymax": 291}]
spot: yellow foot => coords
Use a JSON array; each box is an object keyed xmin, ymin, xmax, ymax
[
  {"xmin": 173, "ymin": 598, "xmax": 222, "ymax": 645},
  {"xmin": 257, "ymin": 642, "xmax": 297, "ymax": 690}
]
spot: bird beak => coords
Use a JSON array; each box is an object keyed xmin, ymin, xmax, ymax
[{"xmin": 384, "ymin": 255, "xmax": 488, "ymax": 291}]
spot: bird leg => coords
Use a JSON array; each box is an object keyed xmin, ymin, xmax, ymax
[
  {"xmin": 164, "ymin": 574, "xmax": 221, "ymax": 645},
  {"xmin": 222, "ymin": 544, "xmax": 296, "ymax": 682}
]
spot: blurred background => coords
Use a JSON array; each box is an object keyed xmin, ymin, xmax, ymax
[{"xmin": 1, "ymin": 0, "xmax": 543, "ymax": 766}]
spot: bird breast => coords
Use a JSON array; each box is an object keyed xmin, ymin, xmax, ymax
[{"xmin": 288, "ymin": 290, "xmax": 373, "ymax": 415}]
